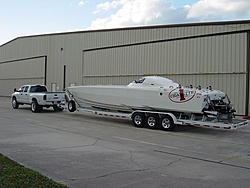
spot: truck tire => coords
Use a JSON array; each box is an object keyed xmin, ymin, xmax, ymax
[
  {"xmin": 146, "ymin": 114, "xmax": 159, "ymax": 129},
  {"xmin": 12, "ymin": 97, "xmax": 19, "ymax": 109},
  {"xmin": 68, "ymin": 100, "xmax": 76, "ymax": 112},
  {"xmin": 160, "ymin": 115, "xmax": 175, "ymax": 131},
  {"xmin": 132, "ymin": 112, "xmax": 145, "ymax": 128},
  {"xmin": 31, "ymin": 100, "xmax": 42, "ymax": 113}
]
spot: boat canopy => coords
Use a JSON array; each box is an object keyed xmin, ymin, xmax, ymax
[{"xmin": 128, "ymin": 76, "xmax": 179, "ymax": 87}]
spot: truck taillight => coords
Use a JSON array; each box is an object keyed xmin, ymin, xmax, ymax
[{"xmin": 43, "ymin": 95, "xmax": 47, "ymax": 100}]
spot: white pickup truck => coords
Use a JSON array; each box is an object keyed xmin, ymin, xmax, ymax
[{"xmin": 12, "ymin": 84, "xmax": 66, "ymax": 112}]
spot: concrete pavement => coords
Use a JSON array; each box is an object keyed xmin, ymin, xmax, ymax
[{"xmin": 1, "ymin": 96, "xmax": 250, "ymax": 188}]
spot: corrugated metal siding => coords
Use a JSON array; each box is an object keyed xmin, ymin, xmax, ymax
[
  {"xmin": 83, "ymin": 33, "xmax": 246, "ymax": 76},
  {"xmin": 0, "ymin": 57, "xmax": 45, "ymax": 96},
  {"xmin": 0, "ymin": 33, "xmax": 84, "ymax": 92},
  {"xmin": 0, "ymin": 78, "xmax": 44, "ymax": 97},
  {"xmin": 0, "ymin": 58, "xmax": 45, "ymax": 79},
  {"xmin": 82, "ymin": 23, "xmax": 250, "ymax": 49},
  {"xmin": 0, "ymin": 36, "xmax": 49, "ymax": 61},
  {"xmin": 0, "ymin": 21, "xmax": 250, "ymax": 114},
  {"xmin": 83, "ymin": 32, "xmax": 247, "ymax": 114},
  {"xmin": 46, "ymin": 34, "xmax": 84, "ymax": 89}
]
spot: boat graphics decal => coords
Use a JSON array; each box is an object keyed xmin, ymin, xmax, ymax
[{"xmin": 168, "ymin": 88, "xmax": 196, "ymax": 103}]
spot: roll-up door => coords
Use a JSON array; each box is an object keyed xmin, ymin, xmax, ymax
[{"xmin": 0, "ymin": 56, "xmax": 46, "ymax": 96}]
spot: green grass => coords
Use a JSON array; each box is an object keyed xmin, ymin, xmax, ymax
[{"xmin": 0, "ymin": 154, "xmax": 68, "ymax": 188}]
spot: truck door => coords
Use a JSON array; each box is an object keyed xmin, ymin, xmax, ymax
[
  {"xmin": 22, "ymin": 86, "xmax": 29, "ymax": 103},
  {"xmin": 16, "ymin": 86, "xmax": 25, "ymax": 103},
  {"xmin": 18, "ymin": 86, "xmax": 29, "ymax": 103}
]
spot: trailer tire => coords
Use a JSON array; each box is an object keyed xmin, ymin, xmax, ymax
[
  {"xmin": 31, "ymin": 99, "xmax": 42, "ymax": 113},
  {"xmin": 132, "ymin": 112, "xmax": 145, "ymax": 128},
  {"xmin": 12, "ymin": 97, "xmax": 19, "ymax": 109},
  {"xmin": 68, "ymin": 100, "xmax": 76, "ymax": 112},
  {"xmin": 160, "ymin": 115, "xmax": 175, "ymax": 131},
  {"xmin": 146, "ymin": 114, "xmax": 159, "ymax": 129}
]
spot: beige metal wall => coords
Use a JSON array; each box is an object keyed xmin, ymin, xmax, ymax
[
  {"xmin": 83, "ymin": 33, "xmax": 246, "ymax": 77},
  {"xmin": 83, "ymin": 32, "xmax": 247, "ymax": 115},
  {"xmin": 46, "ymin": 34, "xmax": 84, "ymax": 90},
  {"xmin": 0, "ymin": 36, "xmax": 49, "ymax": 61},
  {"xmin": 83, "ymin": 23, "xmax": 250, "ymax": 49},
  {"xmin": 0, "ymin": 21, "xmax": 249, "ymax": 114},
  {"xmin": 0, "ymin": 57, "xmax": 45, "ymax": 96},
  {"xmin": 0, "ymin": 34, "xmax": 85, "ymax": 92}
]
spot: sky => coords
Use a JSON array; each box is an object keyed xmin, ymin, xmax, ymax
[{"xmin": 0, "ymin": 0, "xmax": 250, "ymax": 46}]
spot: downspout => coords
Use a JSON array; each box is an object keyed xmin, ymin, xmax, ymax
[
  {"xmin": 44, "ymin": 56, "xmax": 47, "ymax": 86},
  {"xmin": 63, "ymin": 65, "xmax": 66, "ymax": 90},
  {"xmin": 245, "ymin": 31, "xmax": 250, "ymax": 116}
]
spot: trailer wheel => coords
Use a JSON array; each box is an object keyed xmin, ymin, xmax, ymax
[
  {"xmin": 68, "ymin": 100, "xmax": 76, "ymax": 112},
  {"xmin": 31, "ymin": 99, "xmax": 42, "ymax": 113},
  {"xmin": 132, "ymin": 112, "xmax": 145, "ymax": 128},
  {"xmin": 160, "ymin": 115, "xmax": 175, "ymax": 131},
  {"xmin": 12, "ymin": 97, "xmax": 19, "ymax": 109},
  {"xmin": 146, "ymin": 114, "xmax": 159, "ymax": 129}
]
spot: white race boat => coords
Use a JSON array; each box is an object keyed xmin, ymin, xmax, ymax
[{"xmin": 67, "ymin": 76, "xmax": 235, "ymax": 117}]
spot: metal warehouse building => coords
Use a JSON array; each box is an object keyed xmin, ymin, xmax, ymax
[{"xmin": 0, "ymin": 20, "xmax": 250, "ymax": 115}]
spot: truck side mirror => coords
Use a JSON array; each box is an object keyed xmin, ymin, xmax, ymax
[{"xmin": 14, "ymin": 88, "xmax": 17, "ymax": 92}]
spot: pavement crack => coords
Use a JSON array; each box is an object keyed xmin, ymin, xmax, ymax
[
  {"xmin": 54, "ymin": 138, "xmax": 100, "ymax": 151},
  {"xmin": 153, "ymin": 149, "xmax": 250, "ymax": 170},
  {"xmin": 129, "ymin": 151, "xmax": 145, "ymax": 170},
  {"xmin": 166, "ymin": 158, "xmax": 182, "ymax": 167},
  {"xmin": 92, "ymin": 138, "xmax": 100, "ymax": 146},
  {"xmin": 63, "ymin": 158, "xmax": 183, "ymax": 183},
  {"xmin": 62, "ymin": 169, "xmax": 145, "ymax": 183}
]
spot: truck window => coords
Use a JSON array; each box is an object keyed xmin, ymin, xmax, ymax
[
  {"xmin": 30, "ymin": 86, "xmax": 47, "ymax": 92},
  {"xmin": 24, "ymin": 86, "xmax": 29, "ymax": 92},
  {"xmin": 19, "ymin": 86, "xmax": 25, "ymax": 92}
]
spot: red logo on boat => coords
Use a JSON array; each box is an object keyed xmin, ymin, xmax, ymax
[{"xmin": 168, "ymin": 88, "xmax": 196, "ymax": 103}]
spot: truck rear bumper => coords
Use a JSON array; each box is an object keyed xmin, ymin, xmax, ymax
[{"xmin": 40, "ymin": 100, "xmax": 66, "ymax": 106}]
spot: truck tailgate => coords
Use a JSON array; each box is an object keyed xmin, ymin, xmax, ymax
[{"xmin": 46, "ymin": 93, "xmax": 65, "ymax": 101}]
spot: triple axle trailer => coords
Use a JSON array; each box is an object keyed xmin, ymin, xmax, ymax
[{"xmin": 65, "ymin": 95, "xmax": 249, "ymax": 131}]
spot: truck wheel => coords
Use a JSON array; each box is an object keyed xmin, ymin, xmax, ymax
[
  {"xmin": 160, "ymin": 115, "xmax": 175, "ymax": 131},
  {"xmin": 132, "ymin": 112, "xmax": 145, "ymax": 128},
  {"xmin": 31, "ymin": 100, "xmax": 42, "ymax": 113},
  {"xmin": 146, "ymin": 114, "xmax": 159, "ymax": 129},
  {"xmin": 12, "ymin": 97, "xmax": 19, "ymax": 109},
  {"xmin": 68, "ymin": 100, "xmax": 76, "ymax": 112}
]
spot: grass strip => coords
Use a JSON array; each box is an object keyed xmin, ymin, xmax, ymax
[{"xmin": 0, "ymin": 153, "xmax": 68, "ymax": 188}]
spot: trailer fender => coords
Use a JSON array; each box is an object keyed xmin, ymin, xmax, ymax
[{"xmin": 162, "ymin": 113, "xmax": 178, "ymax": 124}]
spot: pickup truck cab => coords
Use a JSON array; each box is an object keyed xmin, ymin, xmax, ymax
[{"xmin": 12, "ymin": 84, "xmax": 66, "ymax": 112}]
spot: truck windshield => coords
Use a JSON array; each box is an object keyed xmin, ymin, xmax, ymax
[{"xmin": 30, "ymin": 86, "xmax": 47, "ymax": 92}]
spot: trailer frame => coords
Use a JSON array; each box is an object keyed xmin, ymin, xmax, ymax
[{"xmin": 65, "ymin": 96, "xmax": 249, "ymax": 131}]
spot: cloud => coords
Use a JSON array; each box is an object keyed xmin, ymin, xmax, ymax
[
  {"xmin": 93, "ymin": 0, "xmax": 122, "ymax": 13},
  {"xmin": 88, "ymin": 0, "xmax": 250, "ymax": 30},
  {"xmin": 89, "ymin": 0, "xmax": 180, "ymax": 29},
  {"xmin": 187, "ymin": 0, "xmax": 250, "ymax": 20},
  {"xmin": 78, "ymin": 1, "xmax": 89, "ymax": 7}
]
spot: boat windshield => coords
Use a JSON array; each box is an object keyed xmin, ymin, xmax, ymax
[{"xmin": 134, "ymin": 78, "xmax": 146, "ymax": 83}]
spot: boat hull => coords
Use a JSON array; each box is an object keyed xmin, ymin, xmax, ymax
[{"xmin": 67, "ymin": 85, "xmax": 214, "ymax": 114}]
